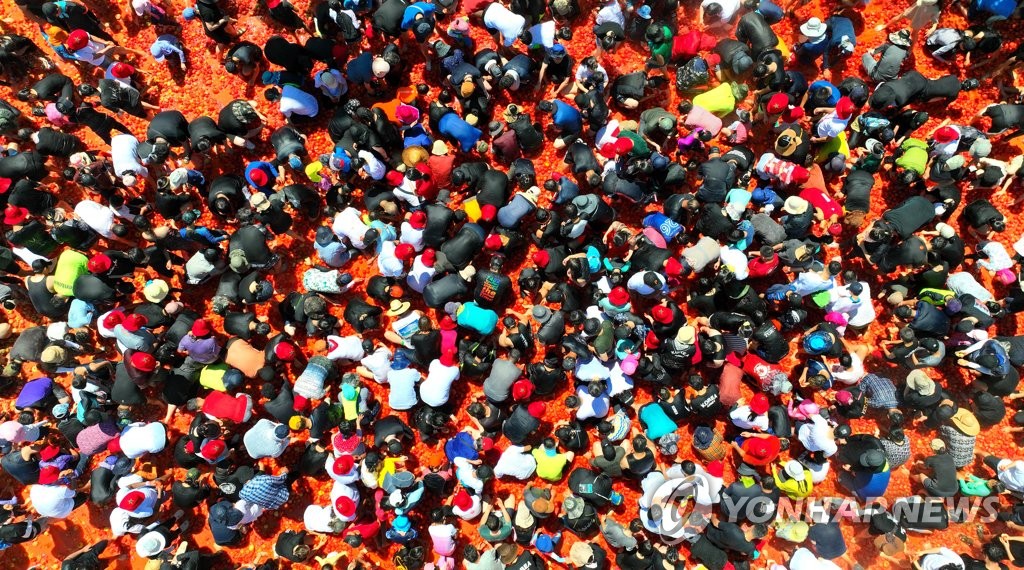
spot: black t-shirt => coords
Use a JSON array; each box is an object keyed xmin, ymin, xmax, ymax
[
  {"xmin": 502, "ymin": 406, "xmax": 539, "ymax": 445},
  {"xmin": 147, "ymin": 111, "xmax": 190, "ymax": 144},
  {"xmin": 690, "ymin": 536, "xmax": 729, "ymax": 570},
  {"xmin": 112, "ymin": 363, "xmax": 147, "ymax": 405},
  {"xmin": 696, "ymin": 158, "xmax": 737, "ymax": 203},
  {"xmin": 705, "ymin": 521, "xmax": 754, "ymax": 555},
  {"xmin": 808, "ymin": 521, "xmax": 846, "ymax": 559},
  {"xmin": 842, "ymin": 169, "xmax": 874, "ymax": 212},
  {"xmin": 924, "ymin": 454, "xmax": 958, "ymax": 494},
  {"xmin": 171, "ymin": 480, "xmax": 210, "ymax": 508},
  {"xmin": 409, "ymin": 329, "xmax": 441, "ymax": 365}
]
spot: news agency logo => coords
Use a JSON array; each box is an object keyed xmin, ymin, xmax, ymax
[{"xmin": 647, "ymin": 476, "xmax": 1004, "ymax": 545}]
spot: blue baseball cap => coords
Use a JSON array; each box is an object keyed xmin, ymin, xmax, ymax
[
  {"xmin": 636, "ymin": 5, "xmax": 652, "ymax": 18},
  {"xmin": 549, "ymin": 43, "xmax": 566, "ymax": 56}
]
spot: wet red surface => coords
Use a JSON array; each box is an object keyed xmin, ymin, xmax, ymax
[{"xmin": 1, "ymin": 0, "xmax": 1024, "ymax": 568}]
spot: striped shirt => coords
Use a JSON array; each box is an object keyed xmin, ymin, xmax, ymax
[{"xmin": 861, "ymin": 374, "xmax": 899, "ymax": 409}]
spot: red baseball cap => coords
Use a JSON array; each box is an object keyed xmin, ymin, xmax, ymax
[
  {"xmin": 652, "ymin": 305, "xmax": 673, "ymax": 324},
  {"xmin": 439, "ymin": 348, "xmax": 458, "ymax": 367},
  {"xmin": 102, "ymin": 311, "xmax": 125, "ymax": 329},
  {"xmin": 66, "ymin": 29, "xmax": 89, "ymax": 50},
  {"xmin": 613, "ymin": 137, "xmax": 633, "ymax": 155},
  {"xmin": 440, "ymin": 315, "xmax": 457, "ymax": 331},
  {"xmin": 200, "ymin": 439, "xmax": 226, "ymax": 461},
  {"xmin": 664, "ymin": 257, "xmax": 683, "ymax": 277},
  {"xmin": 480, "ymin": 437, "xmax": 494, "ymax": 452},
  {"xmin": 791, "ymin": 166, "xmax": 810, "ymax": 185},
  {"xmin": 766, "ymin": 93, "xmax": 789, "ymax": 114},
  {"xmin": 2, "ymin": 206, "xmax": 28, "ymax": 226},
  {"xmin": 110, "ymin": 62, "xmax": 135, "ymax": 79},
  {"xmin": 452, "ymin": 489, "xmax": 473, "ymax": 511},
  {"xmin": 484, "ymin": 234, "xmax": 502, "ymax": 251},
  {"xmin": 332, "ymin": 454, "xmax": 354, "ymax": 475},
  {"xmin": 608, "ymin": 286, "xmax": 630, "ymax": 306},
  {"xmin": 191, "ymin": 318, "xmax": 212, "ymax": 337},
  {"xmin": 512, "ymin": 379, "xmax": 534, "ymax": 401},
  {"xmin": 335, "ymin": 495, "xmax": 357, "ymax": 517},
  {"xmin": 38, "ymin": 465, "xmax": 60, "ymax": 485},
  {"xmin": 385, "ymin": 170, "xmax": 405, "ymax": 186},
  {"xmin": 835, "ymin": 96, "xmax": 855, "ymax": 120},
  {"xmin": 706, "ymin": 460, "xmax": 724, "ymax": 478},
  {"xmin": 532, "ymin": 250, "xmax": 550, "ymax": 267},
  {"xmin": 480, "ymin": 204, "xmax": 497, "ymax": 222},
  {"xmin": 121, "ymin": 314, "xmax": 148, "ymax": 332},
  {"xmin": 420, "ymin": 248, "xmax": 436, "ymax": 266},
  {"xmin": 130, "ymin": 351, "xmax": 157, "ymax": 373},
  {"xmin": 274, "ymin": 341, "xmax": 296, "ymax": 361},
  {"xmin": 119, "ymin": 490, "xmax": 146, "ymax": 511},
  {"xmin": 409, "ymin": 210, "xmax": 427, "ymax": 229},
  {"xmin": 750, "ymin": 393, "xmax": 770, "ymax": 415},
  {"xmin": 395, "ymin": 243, "xmax": 415, "ymax": 261},
  {"xmin": 934, "ymin": 126, "xmax": 959, "ymax": 143},
  {"xmin": 249, "ymin": 168, "xmax": 269, "ymax": 187},
  {"xmin": 527, "ymin": 401, "xmax": 546, "ymax": 418},
  {"xmin": 87, "ymin": 253, "xmax": 112, "ymax": 274}
]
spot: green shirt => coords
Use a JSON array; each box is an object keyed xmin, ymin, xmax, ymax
[
  {"xmin": 895, "ymin": 138, "xmax": 928, "ymax": 175},
  {"xmin": 958, "ymin": 474, "xmax": 993, "ymax": 496},
  {"xmin": 648, "ymin": 26, "xmax": 673, "ymax": 60}
]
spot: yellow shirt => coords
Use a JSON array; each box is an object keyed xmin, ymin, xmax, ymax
[
  {"xmin": 772, "ymin": 464, "xmax": 813, "ymax": 498},
  {"xmin": 532, "ymin": 449, "xmax": 568, "ymax": 481},
  {"xmin": 693, "ymin": 83, "xmax": 736, "ymax": 118}
]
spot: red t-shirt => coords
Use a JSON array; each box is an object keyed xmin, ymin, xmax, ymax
[{"xmin": 202, "ymin": 392, "xmax": 250, "ymax": 423}]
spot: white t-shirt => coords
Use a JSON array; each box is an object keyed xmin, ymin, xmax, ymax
[
  {"xmin": 829, "ymin": 282, "xmax": 875, "ymax": 328},
  {"xmin": 420, "ymin": 360, "xmax": 460, "ymax": 407},
  {"xmin": 575, "ymin": 386, "xmax": 610, "ymax": 420},
  {"xmin": 483, "ymin": 3, "xmax": 526, "ymax": 46},
  {"xmin": 119, "ymin": 422, "xmax": 167, "ymax": 459},
  {"xmin": 110, "ymin": 507, "xmax": 145, "ymax": 537},
  {"xmin": 325, "ymin": 335, "xmax": 365, "ymax": 361},
  {"xmin": 74, "ymin": 200, "xmax": 118, "ymax": 238},
  {"xmin": 73, "ymin": 41, "xmax": 108, "ymax": 67},
  {"xmin": 279, "ymin": 85, "xmax": 319, "ymax": 118},
  {"xmin": 332, "ymin": 207, "xmax": 369, "ymax": 248},
  {"xmin": 789, "ymin": 547, "xmax": 842, "ymax": 570},
  {"xmin": 701, "ymin": 0, "xmax": 741, "ymax": 21},
  {"xmin": 719, "ymin": 246, "xmax": 750, "ymax": 280},
  {"xmin": 358, "ymin": 150, "xmax": 386, "ymax": 180},
  {"xmin": 494, "ymin": 445, "xmax": 538, "ymax": 480},
  {"xmin": 406, "ymin": 256, "xmax": 435, "ymax": 293},
  {"xmin": 387, "ymin": 367, "xmax": 421, "ymax": 410},
  {"xmin": 360, "ymin": 347, "xmax": 392, "ymax": 382},
  {"xmin": 377, "ymin": 241, "xmax": 406, "ymax": 277},
  {"xmin": 303, "ymin": 505, "xmax": 340, "ymax": 533},
  {"xmin": 525, "ymin": 21, "xmax": 556, "ymax": 48},
  {"xmin": 729, "ymin": 406, "xmax": 769, "ymax": 431},
  {"xmin": 30, "ymin": 484, "xmax": 77, "ymax": 518},
  {"xmin": 797, "ymin": 414, "xmax": 838, "ymax": 457},
  {"xmin": 998, "ymin": 460, "xmax": 1024, "ymax": 492},
  {"xmin": 399, "ymin": 222, "xmax": 425, "ymax": 251},
  {"xmin": 595, "ymin": 0, "xmax": 625, "ymax": 27},
  {"xmin": 110, "ymin": 134, "xmax": 148, "ymax": 178},
  {"xmin": 918, "ymin": 548, "xmax": 965, "ymax": 570}
]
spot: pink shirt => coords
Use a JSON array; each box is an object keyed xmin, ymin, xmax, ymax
[{"xmin": 684, "ymin": 105, "xmax": 723, "ymax": 135}]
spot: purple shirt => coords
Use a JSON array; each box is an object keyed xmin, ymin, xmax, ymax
[{"xmin": 177, "ymin": 335, "xmax": 221, "ymax": 364}]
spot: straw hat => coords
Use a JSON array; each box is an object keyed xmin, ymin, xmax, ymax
[{"xmin": 949, "ymin": 409, "xmax": 980, "ymax": 436}]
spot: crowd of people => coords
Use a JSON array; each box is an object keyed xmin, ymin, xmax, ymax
[{"xmin": 1, "ymin": 0, "xmax": 1024, "ymax": 568}]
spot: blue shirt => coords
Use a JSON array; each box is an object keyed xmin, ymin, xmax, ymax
[
  {"xmin": 345, "ymin": 52, "xmax": 374, "ymax": 84},
  {"xmin": 457, "ymin": 301, "xmax": 498, "ymax": 335},
  {"xmin": 68, "ymin": 299, "xmax": 95, "ymax": 328},
  {"xmin": 551, "ymin": 101, "xmax": 582, "ymax": 133},
  {"xmin": 639, "ymin": 403, "xmax": 677, "ymax": 440},
  {"xmin": 808, "ymin": 80, "xmax": 840, "ymax": 106},
  {"xmin": 401, "ymin": 2, "xmax": 436, "ymax": 29},
  {"xmin": 642, "ymin": 212, "xmax": 684, "ymax": 241},
  {"xmin": 444, "ymin": 432, "xmax": 479, "ymax": 462},
  {"xmin": 315, "ymin": 240, "xmax": 350, "ymax": 268},
  {"xmin": 439, "ymin": 113, "xmax": 482, "ymax": 153}
]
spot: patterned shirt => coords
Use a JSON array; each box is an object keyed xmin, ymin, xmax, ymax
[
  {"xmin": 880, "ymin": 437, "xmax": 911, "ymax": 469},
  {"xmin": 860, "ymin": 373, "xmax": 899, "ymax": 410},
  {"xmin": 939, "ymin": 424, "xmax": 976, "ymax": 469},
  {"xmin": 239, "ymin": 473, "xmax": 290, "ymax": 510}
]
